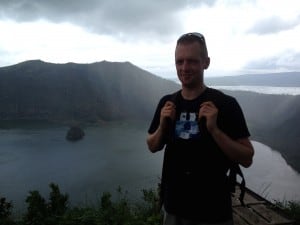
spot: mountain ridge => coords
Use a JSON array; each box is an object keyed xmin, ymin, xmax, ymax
[{"xmin": 0, "ymin": 60, "xmax": 179, "ymax": 122}]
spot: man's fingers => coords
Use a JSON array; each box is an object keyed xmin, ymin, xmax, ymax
[
  {"xmin": 199, "ymin": 101, "xmax": 218, "ymax": 119},
  {"xmin": 165, "ymin": 101, "xmax": 175, "ymax": 108},
  {"xmin": 200, "ymin": 101, "xmax": 216, "ymax": 109},
  {"xmin": 161, "ymin": 101, "xmax": 176, "ymax": 118}
]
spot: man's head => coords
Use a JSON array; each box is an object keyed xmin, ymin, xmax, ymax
[
  {"xmin": 176, "ymin": 32, "xmax": 208, "ymax": 58},
  {"xmin": 175, "ymin": 32, "xmax": 210, "ymax": 88}
]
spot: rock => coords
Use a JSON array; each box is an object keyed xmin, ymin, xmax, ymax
[{"xmin": 66, "ymin": 126, "xmax": 85, "ymax": 141}]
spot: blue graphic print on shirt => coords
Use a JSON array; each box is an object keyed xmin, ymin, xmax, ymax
[{"xmin": 175, "ymin": 112, "xmax": 200, "ymax": 139}]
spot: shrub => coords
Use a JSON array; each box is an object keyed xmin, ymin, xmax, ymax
[
  {"xmin": 23, "ymin": 183, "xmax": 69, "ymax": 225},
  {"xmin": 275, "ymin": 200, "xmax": 300, "ymax": 225},
  {"xmin": 0, "ymin": 197, "xmax": 14, "ymax": 225},
  {"xmin": 3, "ymin": 183, "xmax": 164, "ymax": 225}
]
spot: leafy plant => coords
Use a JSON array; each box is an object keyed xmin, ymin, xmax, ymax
[
  {"xmin": 48, "ymin": 183, "xmax": 69, "ymax": 216},
  {"xmin": 23, "ymin": 183, "xmax": 69, "ymax": 225},
  {"xmin": 0, "ymin": 197, "xmax": 14, "ymax": 225},
  {"xmin": 274, "ymin": 200, "xmax": 300, "ymax": 225},
  {"xmin": 23, "ymin": 190, "xmax": 48, "ymax": 225},
  {"xmin": 134, "ymin": 188, "xmax": 163, "ymax": 225}
]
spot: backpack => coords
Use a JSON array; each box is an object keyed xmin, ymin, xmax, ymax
[{"xmin": 166, "ymin": 90, "xmax": 246, "ymax": 206}]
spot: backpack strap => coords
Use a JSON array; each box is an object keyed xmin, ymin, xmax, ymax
[
  {"xmin": 165, "ymin": 91, "xmax": 181, "ymax": 143},
  {"xmin": 229, "ymin": 163, "xmax": 246, "ymax": 206},
  {"xmin": 169, "ymin": 90, "xmax": 180, "ymax": 104}
]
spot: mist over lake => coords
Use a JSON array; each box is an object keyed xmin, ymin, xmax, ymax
[
  {"xmin": 211, "ymin": 86, "xmax": 300, "ymax": 95},
  {"xmin": 0, "ymin": 121, "xmax": 299, "ymax": 213}
]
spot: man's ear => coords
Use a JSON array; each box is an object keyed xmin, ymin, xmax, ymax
[{"xmin": 204, "ymin": 57, "xmax": 210, "ymax": 69}]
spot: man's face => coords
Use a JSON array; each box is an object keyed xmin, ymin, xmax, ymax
[{"xmin": 175, "ymin": 41, "xmax": 209, "ymax": 88}]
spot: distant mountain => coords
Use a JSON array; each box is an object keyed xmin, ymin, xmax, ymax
[
  {"xmin": 205, "ymin": 72, "xmax": 300, "ymax": 87},
  {"xmin": 0, "ymin": 60, "xmax": 179, "ymax": 122},
  {"xmin": 0, "ymin": 60, "xmax": 299, "ymax": 172}
]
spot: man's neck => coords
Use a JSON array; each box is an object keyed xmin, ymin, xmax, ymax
[{"xmin": 181, "ymin": 83, "xmax": 206, "ymax": 100}]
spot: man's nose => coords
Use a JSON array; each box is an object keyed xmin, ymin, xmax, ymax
[
  {"xmin": 182, "ymin": 60, "xmax": 188, "ymax": 69},
  {"xmin": 182, "ymin": 61, "xmax": 190, "ymax": 70}
]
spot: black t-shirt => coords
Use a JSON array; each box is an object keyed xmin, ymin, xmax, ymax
[{"xmin": 148, "ymin": 87, "xmax": 250, "ymax": 222}]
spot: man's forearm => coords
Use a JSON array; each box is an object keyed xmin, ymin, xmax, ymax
[
  {"xmin": 147, "ymin": 126, "xmax": 166, "ymax": 153},
  {"xmin": 210, "ymin": 128, "xmax": 254, "ymax": 168}
]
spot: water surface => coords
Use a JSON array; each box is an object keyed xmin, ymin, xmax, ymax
[{"xmin": 0, "ymin": 122, "xmax": 299, "ymax": 213}]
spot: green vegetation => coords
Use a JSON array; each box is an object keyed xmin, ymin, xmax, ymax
[
  {"xmin": 1, "ymin": 183, "xmax": 300, "ymax": 225},
  {"xmin": 0, "ymin": 183, "xmax": 163, "ymax": 225},
  {"xmin": 274, "ymin": 200, "xmax": 300, "ymax": 225}
]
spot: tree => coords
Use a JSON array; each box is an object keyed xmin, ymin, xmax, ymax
[{"xmin": 0, "ymin": 197, "xmax": 14, "ymax": 225}]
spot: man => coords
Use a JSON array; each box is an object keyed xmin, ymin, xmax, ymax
[{"xmin": 147, "ymin": 32, "xmax": 254, "ymax": 225}]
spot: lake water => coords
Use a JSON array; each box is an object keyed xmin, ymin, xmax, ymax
[
  {"xmin": 211, "ymin": 86, "xmax": 300, "ymax": 95},
  {"xmin": 0, "ymin": 122, "xmax": 299, "ymax": 213},
  {"xmin": 243, "ymin": 141, "xmax": 300, "ymax": 201}
]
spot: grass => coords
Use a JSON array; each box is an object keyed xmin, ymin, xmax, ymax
[
  {"xmin": 0, "ymin": 183, "xmax": 163, "ymax": 225},
  {"xmin": 274, "ymin": 200, "xmax": 300, "ymax": 225},
  {"xmin": 1, "ymin": 183, "xmax": 299, "ymax": 225}
]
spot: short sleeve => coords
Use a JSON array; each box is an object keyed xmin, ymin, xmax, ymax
[{"xmin": 219, "ymin": 97, "xmax": 250, "ymax": 140}]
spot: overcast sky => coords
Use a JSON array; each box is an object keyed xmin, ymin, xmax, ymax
[{"xmin": 1, "ymin": 0, "xmax": 300, "ymax": 78}]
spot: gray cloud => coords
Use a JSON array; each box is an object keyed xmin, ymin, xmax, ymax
[
  {"xmin": 247, "ymin": 15, "xmax": 300, "ymax": 35},
  {"xmin": 0, "ymin": 0, "xmax": 217, "ymax": 39},
  {"xmin": 244, "ymin": 51, "xmax": 300, "ymax": 71}
]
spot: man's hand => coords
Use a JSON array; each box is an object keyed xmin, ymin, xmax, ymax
[
  {"xmin": 160, "ymin": 101, "xmax": 176, "ymax": 131},
  {"xmin": 147, "ymin": 101, "xmax": 176, "ymax": 153},
  {"xmin": 198, "ymin": 101, "xmax": 218, "ymax": 133}
]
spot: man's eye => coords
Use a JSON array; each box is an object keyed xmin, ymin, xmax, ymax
[
  {"xmin": 176, "ymin": 60, "xmax": 183, "ymax": 65},
  {"xmin": 189, "ymin": 59, "xmax": 199, "ymax": 64}
]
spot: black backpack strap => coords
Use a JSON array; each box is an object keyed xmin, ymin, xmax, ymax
[
  {"xmin": 164, "ymin": 91, "xmax": 180, "ymax": 143},
  {"xmin": 169, "ymin": 90, "xmax": 180, "ymax": 104},
  {"xmin": 229, "ymin": 163, "xmax": 246, "ymax": 206}
]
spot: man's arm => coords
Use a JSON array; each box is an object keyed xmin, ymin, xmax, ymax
[
  {"xmin": 147, "ymin": 126, "xmax": 167, "ymax": 153},
  {"xmin": 147, "ymin": 101, "xmax": 176, "ymax": 153},
  {"xmin": 210, "ymin": 129, "xmax": 254, "ymax": 167},
  {"xmin": 199, "ymin": 101, "xmax": 254, "ymax": 168}
]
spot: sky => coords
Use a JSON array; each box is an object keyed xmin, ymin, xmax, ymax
[{"xmin": 1, "ymin": 0, "xmax": 300, "ymax": 79}]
